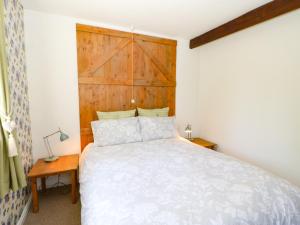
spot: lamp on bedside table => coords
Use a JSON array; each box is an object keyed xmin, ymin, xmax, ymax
[
  {"xmin": 43, "ymin": 128, "xmax": 69, "ymax": 162},
  {"xmin": 185, "ymin": 124, "xmax": 193, "ymax": 140}
]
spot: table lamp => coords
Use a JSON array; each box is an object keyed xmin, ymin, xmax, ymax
[
  {"xmin": 43, "ymin": 128, "xmax": 69, "ymax": 162},
  {"xmin": 185, "ymin": 124, "xmax": 193, "ymax": 140}
]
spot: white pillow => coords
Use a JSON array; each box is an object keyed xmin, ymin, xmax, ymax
[
  {"xmin": 138, "ymin": 116, "xmax": 178, "ymax": 141},
  {"xmin": 91, "ymin": 117, "xmax": 142, "ymax": 147}
]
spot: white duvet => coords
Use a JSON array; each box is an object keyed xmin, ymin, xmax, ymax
[{"xmin": 79, "ymin": 138, "xmax": 300, "ymax": 225}]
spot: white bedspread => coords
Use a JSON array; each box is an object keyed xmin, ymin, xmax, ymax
[{"xmin": 80, "ymin": 138, "xmax": 300, "ymax": 225}]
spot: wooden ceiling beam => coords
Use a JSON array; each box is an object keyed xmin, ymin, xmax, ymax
[{"xmin": 190, "ymin": 0, "xmax": 300, "ymax": 49}]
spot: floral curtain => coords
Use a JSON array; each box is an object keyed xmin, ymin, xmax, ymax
[{"xmin": 0, "ymin": 0, "xmax": 26, "ymax": 197}]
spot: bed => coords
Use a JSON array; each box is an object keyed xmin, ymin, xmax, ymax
[
  {"xmin": 77, "ymin": 24, "xmax": 300, "ymax": 225},
  {"xmin": 79, "ymin": 137, "xmax": 300, "ymax": 225}
]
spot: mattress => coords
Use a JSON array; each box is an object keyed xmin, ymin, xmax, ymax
[{"xmin": 79, "ymin": 137, "xmax": 300, "ymax": 225}]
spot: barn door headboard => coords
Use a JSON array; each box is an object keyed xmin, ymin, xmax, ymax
[{"xmin": 76, "ymin": 24, "xmax": 177, "ymax": 150}]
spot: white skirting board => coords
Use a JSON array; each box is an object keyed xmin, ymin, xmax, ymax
[{"xmin": 17, "ymin": 194, "xmax": 32, "ymax": 225}]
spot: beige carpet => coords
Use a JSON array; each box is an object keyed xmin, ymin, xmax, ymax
[{"xmin": 24, "ymin": 186, "xmax": 81, "ymax": 225}]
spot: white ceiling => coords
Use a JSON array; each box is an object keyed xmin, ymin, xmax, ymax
[{"xmin": 21, "ymin": 0, "xmax": 271, "ymax": 39}]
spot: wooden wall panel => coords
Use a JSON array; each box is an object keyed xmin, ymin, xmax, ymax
[{"xmin": 76, "ymin": 24, "xmax": 177, "ymax": 150}]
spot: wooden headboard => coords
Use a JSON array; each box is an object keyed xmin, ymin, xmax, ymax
[{"xmin": 76, "ymin": 24, "xmax": 177, "ymax": 150}]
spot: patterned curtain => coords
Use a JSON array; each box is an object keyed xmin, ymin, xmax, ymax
[{"xmin": 0, "ymin": 0, "xmax": 26, "ymax": 197}]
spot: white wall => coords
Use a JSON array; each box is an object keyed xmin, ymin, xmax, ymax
[
  {"xmin": 24, "ymin": 10, "xmax": 200, "ymax": 162},
  {"xmin": 194, "ymin": 10, "xmax": 300, "ymax": 186}
]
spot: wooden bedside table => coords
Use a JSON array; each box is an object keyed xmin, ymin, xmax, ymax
[
  {"xmin": 189, "ymin": 138, "xmax": 217, "ymax": 150},
  {"xmin": 28, "ymin": 154, "xmax": 79, "ymax": 213}
]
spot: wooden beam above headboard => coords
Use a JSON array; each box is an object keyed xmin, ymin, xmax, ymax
[
  {"xmin": 190, "ymin": 0, "xmax": 300, "ymax": 49},
  {"xmin": 76, "ymin": 24, "xmax": 177, "ymax": 150}
]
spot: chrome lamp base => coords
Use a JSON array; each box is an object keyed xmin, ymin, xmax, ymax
[{"xmin": 186, "ymin": 132, "xmax": 193, "ymax": 141}]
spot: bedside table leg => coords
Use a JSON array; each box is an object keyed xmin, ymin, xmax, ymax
[
  {"xmin": 31, "ymin": 177, "xmax": 39, "ymax": 213},
  {"xmin": 41, "ymin": 177, "xmax": 46, "ymax": 192},
  {"xmin": 71, "ymin": 170, "xmax": 77, "ymax": 204}
]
